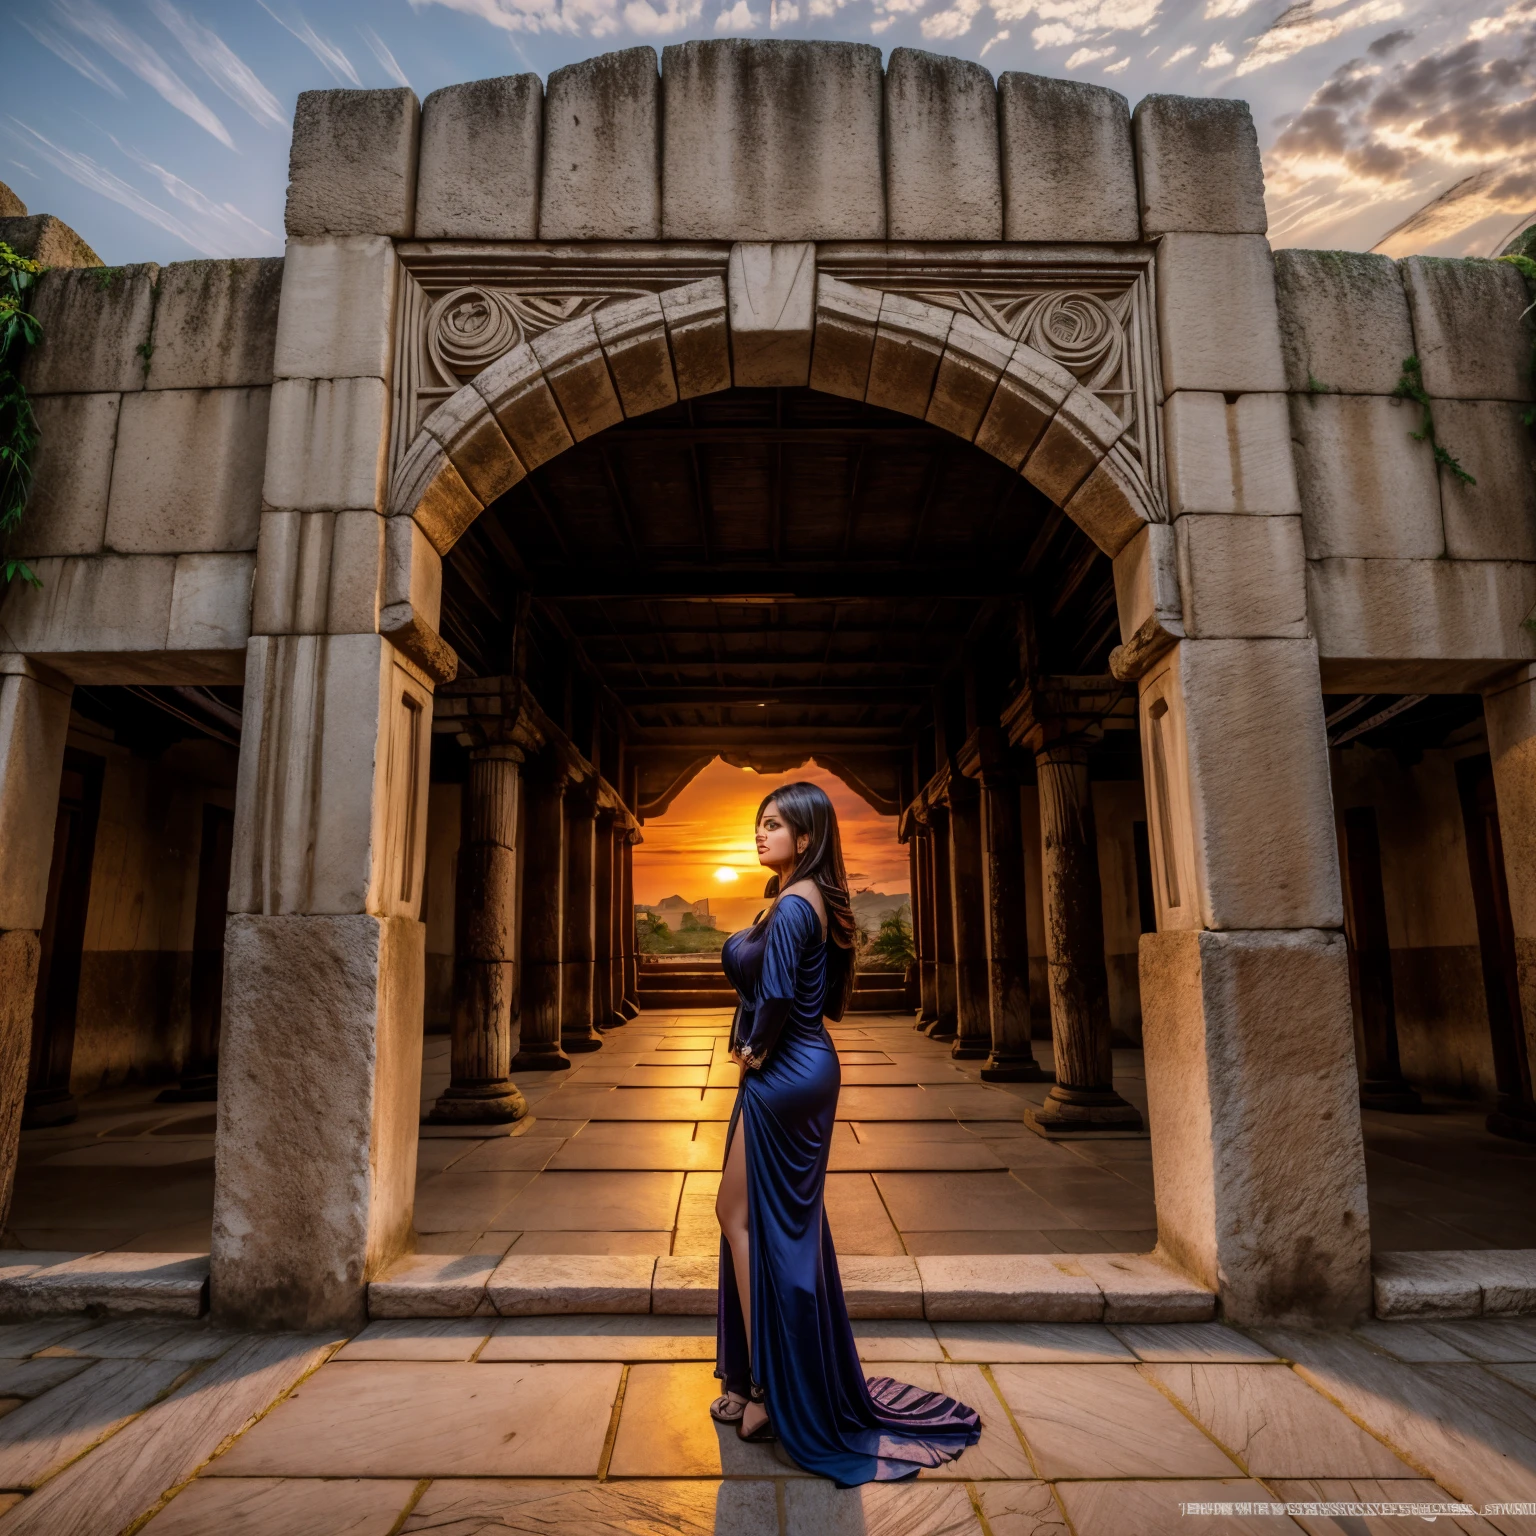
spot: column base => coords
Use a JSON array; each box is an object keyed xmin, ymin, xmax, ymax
[
  {"xmin": 1025, "ymin": 1084, "xmax": 1145, "ymax": 1136},
  {"xmin": 510, "ymin": 1043, "xmax": 571, "ymax": 1072},
  {"xmin": 950, "ymin": 1039, "xmax": 990, "ymax": 1061},
  {"xmin": 619, "ymin": 997, "xmax": 640, "ymax": 1020},
  {"xmin": 598, "ymin": 1011, "xmax": 628, "ymax": 1031},
  {"xmin": 1359, "ymin": 1077, "xmax": 1424, "ymax": 1113},
  {"xmin": 926, "ymin": 1017, "xmax": 957, "ymax": 1041},
  {"xmin": 426, "ymin": 1081, "xmax": 530, "ymax": 1124},
  {"xmin": 914, "ymin": 1011, "xmax": 937, "ymax": 1031},
  {"xmin": 21, "ymin": 1088, "xmax": 78, "ymax": 1129},
  {"xmin": 156, "ymin": 1074, "xmax": 219, "ymax": 1104},
  {"xmin": 980, "ymin": 1054, "xmax": 1054, "ymax": 1084},
  {"xmin": 561, "ymin": 1028, "xmax": 604, "ymax": 1054}
]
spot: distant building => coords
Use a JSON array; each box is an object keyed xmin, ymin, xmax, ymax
[{"xmin": 635, "ymin": 895, "xmax": 717, "ymax": 932}]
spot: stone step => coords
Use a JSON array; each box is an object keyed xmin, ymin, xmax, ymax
[
  {"xmin": 1372, "ymin": 1249, "xmax": 1536, "ymax": 1319},
  {"xmin": 633, "ymin": 990, "xmax": 737, "ymax": 1008},
  {"xmin": 369, "ymin": 1251, "xmax": 1216, "ymax": 1325},
  {"xmin": 0, "ymin": 1252, "xmax": 208, "ymax": 1320}
]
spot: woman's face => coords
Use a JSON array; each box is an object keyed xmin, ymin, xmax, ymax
[{"xmin": 756, "ymin": 800, "xmax": 807, "ymax": 873}]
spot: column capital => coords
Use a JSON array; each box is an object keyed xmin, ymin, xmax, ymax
[
  {"xmin": 435, "ymin": 675, "xmax": 546, "ymax": 757},
  {"xmin": 1002, "ymin": 675, "xmax": 1132, "ymax": 754}
]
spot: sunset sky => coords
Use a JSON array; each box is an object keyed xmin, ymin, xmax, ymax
[{"xmin": 633, "ymin": 758, "xmax": 910, "ymax": 910}]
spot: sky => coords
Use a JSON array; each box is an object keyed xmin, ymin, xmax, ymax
[
  {"xmin": 2, "ymin": 0, "xmax": 1531, "ymax": 266},
  {"xmin": 632, "ymin": 758, "xmax": 910, "ymax": 908}
]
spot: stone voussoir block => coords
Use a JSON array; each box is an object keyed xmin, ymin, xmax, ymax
[
  {"xmin": 661, "ymin": 39, "xmax": 885, "ymax": 241},
  {"xmin": 529, "ymin": 315, "xmax": 624, "ymax": 443},
  {"xmin": 540, "ymin": 48, "xmax": 661, "ymax": 241},
  {"xmin": 866, "ymin": 291, "xmax": 953, "ymax": 419},
  {"xmin": 1000, "ymin": 73, "xmax": 1138, "ymax": 242},
  {"xmin": 416, "ymin": 75, "xmax": 542, "ymax": 240},
  {"xmin": 809, "ymin": 275, "xmax": 881, "ymax": 403},
  {"xmin": 147, "ymin": 258, "xmax": 283, "ymax": 390},
  {"xmin": 1156, "ymin": 233, "xmax": 1286, "ymax": 396},
  {"xmin": 885, "ymin": 48, "xmax": 1002, "ymax": 242},
  {"xmin": 389, "ymin": 435, "xmax": 482, "ymax": 559},
  {"xmin": 926, "ymin": 313, "xmax": 1014, "ymax": 442},
  {"xmin": 1274, "ymin": 248, "xmax": 1414, "ymax": 396},
  {"xmin": 917, "ymin": 1254, "xmax": 1104, "ymax": 1322},
  {"xmin": 274, "ymin": 237, "xmax": 397, "ymax": 382},
  {"xmin": 1134, "ymin": 94, "xmax": 1267, "ymax": 237},
  {"xmin": 285, "ymin": 87, "xmax": 420, "ymax": 238},
  {"xmin": 1064, "ymin": 445, "xmax": 1159, "ymax": 559},
  {"xmin": 1399, "ymin": 255, "xmax": 1536, "ymax": 402},
  {"xmin": 368, "ymin": 1254, "xmax": 497, "ymax": 1318},
  {"xmin": 1022, "ymin": 383, "xmax": 1124, "ymax": 506},
  {"xmin": 473, "ymin": 343, "xmax": 576, "ymax": 473},
  {"xmin": 595, "ymin": 293, "xmax": 678, "ymax": 418},
  {"xmin": 728, "ymin": 243, "xmax": 816, "ymax": 390},
  {"xmin": 660, "ymin": 277, "xmax": 731, "ymax": 400},
  {"xmin": 487, "ymin": 1254, "xmax": 657, "ymax": 1316},
  {"xmin": 21, "ymin": 264, "xmax": 159, "ymax": 395},
  {"xmin": 421, "ymin": 383, "xmax": 525, "ymax": 511},
  {"xmin": 651, "ymin": 1255, "xmax": 717, "ymax": 1316},
  {"xmin": 4, "ymin": 1253, "xmax": 208, "ymax": 1319},
  {"xmin": 973, "ymin": 346, "xmax": 1075, "ymax": 469}
]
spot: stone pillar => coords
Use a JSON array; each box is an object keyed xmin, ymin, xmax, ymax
[
  {"xmin": 592, "ymin": 810, "xmax": 623, "ymax": 1031},
  {"xmin": 911, "ymin": 833, "xmax": 938, "ymax": 1027},
  {"xmin": 1028, "ymin": 743, "xmax": 1142, "ymax": 1132},
  {"xmin": 512, "ymin": 756, "xmax": 571, "ymax": 1071},
  {"xmin": 620, "ymin": 831, "xmax": 641, "ymax": 1017},
  {"xmin": 0, "ymin": 661, "xmax": 72, "ymax": 1232},
  {"xmin": 427, "ymin": 737, "xmax": 532, "ymax": 1125},
  {"xmin": 561, "ymin": 783, "xmax": 602, "ymax": 1054},
  {"xmin": 946, "ymin": 777, "xmax": 991, "ymax": 1061},
  {"xmin": 928, "ymin": 807, "xmax": 958, "ymax": 1039}
]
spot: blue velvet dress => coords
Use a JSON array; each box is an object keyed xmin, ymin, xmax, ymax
[{"xmin": 717, "ymin": 893, "xmax": 982, "ymax": 1486}]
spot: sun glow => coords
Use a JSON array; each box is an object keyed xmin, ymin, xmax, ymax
[{"xmin": 714, "ymin": 867, "xmax": 739, "ymax": 883}]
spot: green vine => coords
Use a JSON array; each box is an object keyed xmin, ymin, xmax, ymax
[
  {"xmin": 1392, "ymin": 354, "xmax": 1475, "ymax": 486},
  {"xmin": 1, "ymin": 242, "xmax": 43, "ymax": 588},
  {"xmin": 1496, "ymin": 253, "xmax": 1536, "ymax": 427}
]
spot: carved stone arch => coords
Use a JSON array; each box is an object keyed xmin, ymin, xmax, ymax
[{"xmin": 381, "ymin": 273, "xmax": 1159, "ymax": 679}]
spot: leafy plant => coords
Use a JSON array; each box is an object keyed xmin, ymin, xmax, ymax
[
  {"xmin": 0, "ymin": 242, "xmax": 43, "ymax": 588},
  {"xmin": 1392, "ymin": 355, "xmax": 1475, "ymax": 487},
  {"xmin": 864, "ymin": 906, "xmax": 915, "ymax": 969},
  {"xmin": 1496, "ymin": 253, "xmax": 1536, "ymax": 427}
]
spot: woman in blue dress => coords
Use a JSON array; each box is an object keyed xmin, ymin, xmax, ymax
[{"xmin": 711, "ymin": 781, "xmax": 982, "ymax": 1486}]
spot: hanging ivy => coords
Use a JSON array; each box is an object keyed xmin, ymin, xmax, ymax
[
  {"xmin": 1496, "ymin": 252, "xmax": 1536, "ymax": 428},
  {"xmin": 1392, "ymin": 354, "xmax": 1476, "ymax": 486},
  {"xmin": 0, "ymin": 242, "xmax": 43, "ymax": 588}
]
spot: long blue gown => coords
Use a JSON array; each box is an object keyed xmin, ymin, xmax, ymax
[{"xmin": 717, "ymin": 893, "xmax": 982, "ymax": 1486}]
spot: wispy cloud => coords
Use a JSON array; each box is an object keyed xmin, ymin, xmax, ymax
[
  {"xmin": 17, "ymin": 15, "xmax": 125, "ymax": 98},
  {"xmin": 53, "ymin": 0, "xmax": 233, "ymax": 148},
  {"xmin": 1235, "ymin": 0, "xmax": 1406, "ymax": 76},
  {"xmin": 111, "ymin": 136, "xmax": 274, "ymax": 246},
  {"xmin": 358, "ymin": 24, "xmax": 411, "ymax": 87},
  {"xmin": 148, "ymin": 0, "xmax": 286, "ymax": 131},
  {"xmin": 257, "ymin": 1, "xmax": 363, "ymax": 85}
]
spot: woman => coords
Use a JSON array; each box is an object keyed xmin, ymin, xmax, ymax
[{"xmin": 711, "ymin": 781, "xmax": 981, "ymax": 1486}]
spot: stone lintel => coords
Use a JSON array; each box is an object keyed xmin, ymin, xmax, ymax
[{"xmin": 1001, "ymin": 674, "xmax": 1131, "ymax": 751}]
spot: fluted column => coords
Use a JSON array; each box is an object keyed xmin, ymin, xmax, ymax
[
  {"xmin": 1030, "ymin": 743, "xmax": 1141, "ymax": 1131},
  {"xmin": 928, "ymin": 806, "xmax": 958, "ymax": 1039},
  {"xmin": 511, "ymin": 757, "xmax": 570, "ymax": 1071},
  {"xmin": 593, "ymin": 810, "xmax": 623, "ymax": 1031},
  {"xmin": 620, "ymin": 831, "xmax": 640, "ymax": 1018},
  {"xmin": 947, "ymin": 777, "xmax": 991, "ymax": 1061},
  {"xmin": 430, "ymin": 744, "xmax": 530, "ymax": 1122},
  {"xmin": 561, "ymin": 783, "xmax": 602, "ymax": 1054}
]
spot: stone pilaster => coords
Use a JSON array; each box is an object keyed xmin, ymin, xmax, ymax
[
  {"xmin": 620, "ymin": 831, "xmax": 641, "ymax": 1018},
  {"xmin": 910, "ymin": 830, "xmax": 938, "ymax": 1027},
  {"xmin": 512, "ymin": 754, "xmax": 571, "ymax": 1071},
  {"xmin": 946, "ymin": 776, "xmax": 991, "ymax": 1061},
  {"xmin": 560, "ymin": 781, "xmax": 602, "ymax": 1054},
  {"xmin": 927, "ymin": 805, "xmax": 958, "ymax": 1039},
  {"xmin": 593, "ymin": 810, "xmax": 624, "ymax": 1030}
]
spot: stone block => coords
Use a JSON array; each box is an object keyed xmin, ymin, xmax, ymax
[
  {"xmin": 273, "ymin": 237, "xmax": 396, "ymax": 381},
  {"xmin": 866, "ymin": 291, "xmax": 952, "ymax": 419},
  {"xmin": 473, "ymin": 344, "xmax": 575, "ymax": 473},
  {"xmin": 840, "ymin": 1256, "xmax": 924, "ymax": 1319},
  {"xmin": 917, "ymin": 1255, "xmax": 1104, "ymax": 1322},
  {"xmin": 419, "ymin": 383, "xmax": 524, "ymax": 512},
  {"xmin": 416, "ymin": 76, "xmax": 541, "ymax": 240},
  {"xmin": 1476, "ymin": 1250, "xmax": 1536, "ymax": 1315},
  {"xmin": 1399, "ymin": 255, "xmax": 1536, "ymax": 402},
  {"xmin": 0, "ymin": 931, "xmax": 40, "ymax": 1210},
  {"xmin": 0, "ymin": 213, "xmax": 100, "ymax": 269},
  {"xmin": 973, "ymin": 346, "xmax": 1075, "ymax": 469},
  {"xmin": 0, "ymin": 554, "xmax": 175, "ymax": 660},
  {"xmin": 1433, "ymin": 399, "xmax": 1536, "ymax": 561},
  {"xmin": 540, "ymin": 48, "xmax": 660, "ymax": 241},
  {"xmin": 487, "ymin": 1255, "xmax": 656, "ymax": 1316},
  {"xmin": 998, "ymin": 73, "xmax": 1137, "ymax": 242},
  {"xmin": 659, "ymin": 278, "xmax": 731, "ymax": 401},
  {"xmin": 1133, "ymin": 94, "xmax": 1266, "ymax": 237},
  {"xmin": 0, "ymin": 668, "xmax": 72, "ymax": 931},
  {"xmin": 594, "ymin": 294, "xmax": 677, "ymax": 419},
  {"xmin": 369, "ymin": 1254, "xmax": 496, "ymax": 1318},
  {"xmin": 0, "ymin": 183, "xmax": 21, "ymax": 217},
  {"xmin": 727, "ymin": 243, "xmax": 815, "ymax": 389},
  {"xmin": 1140, "ymin": 928, "xmax": 1370, "ymax": 1326},
  {"xmin": 1175, "ymin": 514, "xmax": 1308, "ymax": 640},
  {"xmin": 252, "ymin": 510, "xmax": 332, "ymax": 636},
  {"xmin": 13, "ymin": 393, "xmax": 119, "ymax": 557},
  {"xmin": 926, "ymin": 314, "xmax": 1014, "ymax": 442},
  {"xmin": 531, "ymin": 316, "xmax": 624, "ymax": 442},
  {"xmin": 661, "ymin": 40, "xmax": 884, "ymax": 241},
  {"xmin": 285, "ymin": 87, "xmax": 420, "ymax": 238},
  {"xmin": 105, "ymin": 387, "xmax": 268, "ymax": 553},
  {"xmin": 1156, "ymin": 233, "xmax": 1286, "ymax": 396},
  {"xmin": 1306, "ymin": 558, "xmax": 1536, "ymax": 674},
  {"xmin": 1140, "ymin": 638, "xmax": 1342, "ymax": 931},
  {"xmin": 1274, "ymin": 249, "xmax": 1413, "ymax": 395},
  {"xmin": 809, "ymin": 275, "xmax": 880, "ymax": 403},
  {"xmin": 168, "ymin": 552, "xmax": 254, "ymax": 652},
  {"xmin": 885, "ymin": 49, "xmax": 1001, "ymax": 242},
  {"xmin": 1022, "ymin": 384, "xmax": 1123, "ymax": 506},
  {"xmin": 383, "ymin": 515, "xmax": 442, "ymax": 636},
  {"xmin": 263, "ymin": 377, "xmax": 389, "ymax": 513},
  {"xmin": 328, "ymin": 511, "xmax": 384, "ymax": 636},
  {"xmin": 148, "ymin": 258, "xmax": 283, "ymax": 389},
  {"xmin": 21, "ymin": 264, "xmax": 158, "ymax": 395},
  {"xmin": 1064, "ymin": 447, "xmax": 1159, "ymax": 558},
  {"xmin": 1288, "ymin": 394, "xmax": 1443, "ymax": 560},
  {"xmin": 1076, "ymin": 1253, "xmax": 1215, "ymax": 1323},
  {"xmin": 213, "ymin": 911, "xmax": 424, "ymax": 1331},
  {"xmin": 651, "ymin": 1256, "xmax": 716, "ymax": 1315},
  {"xmin": 1163, "ymin": 392, "xmax": 1300, "ymax": 517},
  {"xmin": 391, "ymin": 428, "xmax": 483, "ymax": 555},
  {"xmin": 1371, "ymin": 1252, "xmax": 1484, "ymax": 1320},
  {"xmin": 1113, "ymin": 521, "xmax": 1182, "ymax": 653},
  {"xmin": 8, "ymin": 1254, "xmax": 208, "ymax": 1319}
]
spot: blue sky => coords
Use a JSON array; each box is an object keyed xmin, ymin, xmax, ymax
[{"xmin": 4, "ymin": 0, "xmax": 1528, "ymax": 267}]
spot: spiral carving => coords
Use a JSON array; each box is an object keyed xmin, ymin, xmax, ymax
[
  {"xmin": 428, "ymin": 287, "xmax": 523, "ymax": 381},
  {"xmin": 1025, "ymin": 292, "xmax": 1122, "ymax": 384}
]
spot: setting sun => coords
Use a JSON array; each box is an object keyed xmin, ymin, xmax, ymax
[{"xmin": 713, "ymin": 867, "xmax": 739, "ymax": 883}]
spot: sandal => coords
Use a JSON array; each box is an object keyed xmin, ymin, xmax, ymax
[
  {"xmin": 710, "ymin": 1392, "xmax": 748, "ymax": 1424},
  {"xmin": 737, "ymin": 1412, "xmax": 777, "ymax": 1443}
]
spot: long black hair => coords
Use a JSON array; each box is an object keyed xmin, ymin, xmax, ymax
[{"xmin": 754, "ymin": 780, "xmax": 857, "ymax": 1021}]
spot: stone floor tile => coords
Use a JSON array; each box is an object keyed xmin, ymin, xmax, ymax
[
  {"xmin": 1055, "ymin": 1479, "xmax": 1296, "ymax": 1534},
  {"xmin": 993, "ymin": 1362, "xmax": 1240, "ymax": 1478},
  {"xmin": 849, "ymin": 1121, "xmax": 978, "ymax": 1142},
  {"xmin": 607, "ymin": 1361, "xmax": 802, "ymax": 1478},
  {"xmin": 209, "ymin": 1360, "xmax": 621, "ymax": 1478},
  {"xmin": 1268, "ymin": 1477, "xmax": 1503, "ymax": 1535},
  {"xmin": 634, "ymin": 1053, "xmax": 712, "ymax": 1068},
  {"xmin": 496, "ymin": 1171, "xmax": 685, "ymax": 1231},
  {"xmin": 873, "ymin": 1172, "xmax": 1072, "ymax": 1232},
  {"xmin": 401, "ymin": 1478, "xmax": 777, "ymax": 1536},
  {"xmin": 830, "ymin": 1142, "xmax": 1006, "ymax": 1172},
  {"xmin": 482, "ymin": 1315, "xmax": 716, "ymax": 1361},
  {"xmin": 672, "ymin": 1170, "xmax": 723, "ymax": 1258},
  {"xmin": 112, "ymin": 1221, "xmax": 216, "ymax": 1254},
  {"xmin": 412, "ymin": 1172, "xmax": 537, "ymax": 1234},
  {"xmin": 862, "ymin": 1359, "xmax": 1030, "ymax": 1480},
  {"xmin": 39, "ymin": 1319, "xmax": 233, "ymax": 1361},
  {"xmin": 0, "ymin": 1321, "xmax": 95, "ymax": 1356},
  {"xmin": 1352, "ymin": 1322, "xmax": 1477, "ymax": 1362},
  {"xmin": 974, "ymin": 1481, "xmax": 1070, "ymax": 1536},
  {"xmin": 623, "ymin": 1066, "xmax": 709, "ymax": 1087},
  {"xmin": 783, "ymin": 1478, "xmax": 982, "ymax": 1534},
  {"xmin": 1143, "ymin": 1361, "xmax": 1417, "ymax": 1478},
  {"xmin": 446, "ymin": 1138, "xmax": 567, "ymax": 1174},
  {"xmin": 826, "ymin": 1174, "xmax": 905, "ymax": 1256},
  {"xmin": 1111, "ymin": 1322, "xmax": 1281, "ymax": 1363},
  {"xmin": 903, "ymin": 1231, "xmax": 1064, "ymax": 1255},
  {"xmin": 851, "ymin": 1319, "xmax": 942, "ymax": 1360},
  {"xmin": 1424, "ymin": 1318, "xmax": 1536, "ymax": 1361},
  {"xmin": 142, "ymin": 1476, "xmax": 418, "ymax": 1536},
  {"xmin": 934, "ymin": 1321, "xmax": 1135, "ymax": 1363},
  {"xmin": 836, "ymin": 1088, "xmax": 985, "ymax": 1121},
  {"xmin": 1486, "ymin": 1360, "xmax": 1536, "ymax": 1396},
  {"xmin": 551, "ymin": 1124, "xmax": 721, "ymax": 1172},
  {"xmin": 836, "ymin": 1051, "xmax": 894, "ymax": 1065},
  {"xmin": 839, "ymin": 1066, "xmax": 969, "ymax": 1086},
  {"xmin": 334, "ymin": 1319, "xmax": 490, "ymax": 1361},
  {"xmin": 509, "ymin": 1230, "xmax": 672, "ymax": 1256},
  {"xmin": 0, "ymin": 1356, "xmax": 185, "ymax": 1488}
]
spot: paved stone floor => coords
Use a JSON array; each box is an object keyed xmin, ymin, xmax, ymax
[
  {"xmin": 11, "ymin": 1010, "xmax": 1536, "ymax": 1259},
  {"xmin": 0, "ymin": 1312, "xmax": 1531, "ymax": 1532}
]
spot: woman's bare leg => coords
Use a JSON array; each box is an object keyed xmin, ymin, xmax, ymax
[{"xmin": 715, "ymin": 1121, "xmax": 767, "ymax": 1434}]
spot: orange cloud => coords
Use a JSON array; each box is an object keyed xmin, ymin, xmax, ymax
[{"xmin": 634, "ymin": 757, "xmax": 909, "ymax": 910}]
